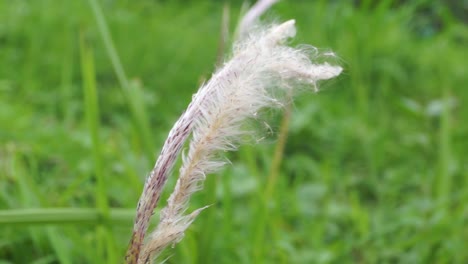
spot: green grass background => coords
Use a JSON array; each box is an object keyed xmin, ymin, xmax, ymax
[{"xmin": 1, "ymin": 0, "xmax": 467, "ymax": 263}]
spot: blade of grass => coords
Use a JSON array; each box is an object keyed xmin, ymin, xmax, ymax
[
  {"xmin": 87, "ymin": 0, "xmax": 154, "ymax": 159},
  {"xmin": 197, "ymin": 175, "xmax": 218, "ymax": 263},
  {"xmin": 28, "ymin": 156, "xmax": 74, "ymax": 264},
  {"xmin": 45, "ymin": 227, "xmax": 72, "ymax": 264},
  {"xmin": 9, "ymin": 150, "xmax": 74, "ymax": 264},
  {"xmin": 80, "ymin": 30, "xmax": 108, "ymax": 219},
  {"xmin": 11, "ymin": 149, "xmax": 43, "ymax": 254},
  {"xmin": 253, "ymin": 101, "xmax": 292, "ymax": 262},
  {"xmin": 0, "ymin": 208, "xmax": 137, "ymax": 225},
  {"xmin": 79, "ymin": 30, "xmax": 114, "ymax": 262}
]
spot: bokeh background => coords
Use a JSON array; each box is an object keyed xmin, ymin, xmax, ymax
[{"xmin": 1, "ymin": 0, "xmax": 467, "ymax": 263}]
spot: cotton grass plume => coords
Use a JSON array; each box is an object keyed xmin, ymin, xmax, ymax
[{"xmin": 126, "ymin": 20, "xmax": 342, "ymax": 263}]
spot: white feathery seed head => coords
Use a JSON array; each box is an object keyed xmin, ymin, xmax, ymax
[{"xmin": 135, "ymin": 20, "xmax": 342, "ymax": 263}]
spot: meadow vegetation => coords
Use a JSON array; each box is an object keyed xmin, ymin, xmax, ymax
[{"xmin": 0, "ymin": 0, "xmax": 467, "ymax": 263}]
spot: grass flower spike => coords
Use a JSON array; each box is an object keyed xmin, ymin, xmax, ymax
[{"xmin": 127, "ymin": 19, "xmax": 342, "ymax": 263}]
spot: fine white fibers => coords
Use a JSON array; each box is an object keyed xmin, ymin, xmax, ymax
[{"xmin": 136, "ymin": 20, "xmax": 342, "ymax": 263}]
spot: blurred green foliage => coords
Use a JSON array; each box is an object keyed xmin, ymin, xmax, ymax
[{"xmin": 0, "ymin": 0, "xmax": 467, "ymax": 263}]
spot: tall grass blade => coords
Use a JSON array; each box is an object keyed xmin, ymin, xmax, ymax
[{"xmin": 87, "ymin": 0, "xmax": 154, "ymax": 159}]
